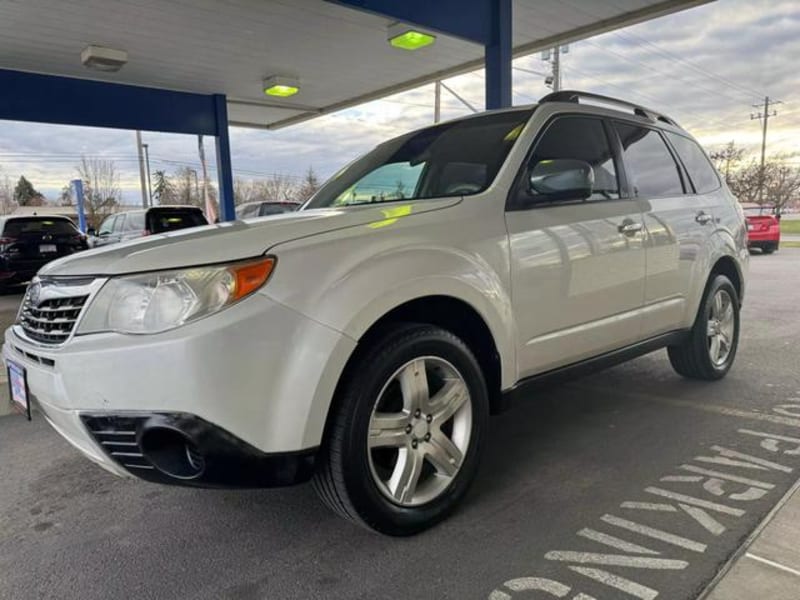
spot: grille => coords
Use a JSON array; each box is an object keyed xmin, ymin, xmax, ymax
[
  {"xmin": 18, "ymin": 279, "xmax": 94, "ymax": 344},
  {"xmin": 81, "ymin": 415, "xmax": 154, "ymax": 472}
]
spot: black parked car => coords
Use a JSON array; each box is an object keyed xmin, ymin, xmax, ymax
[
  {"xmin": 92, "ymin": 206, "xmax": 209, "ymax": 247},
  {"xmin": 0, "ymin": 216, "xmax": 89, "ymax": 288}
]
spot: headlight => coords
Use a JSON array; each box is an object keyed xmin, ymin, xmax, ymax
[{"xmin": 77, "ymin": 257, "xmax": 275, "ymax": 335}]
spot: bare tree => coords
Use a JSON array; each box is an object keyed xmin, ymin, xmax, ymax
[
  {"xmin": 296, "ymin": 167, "xmax": 320, "ymax": 202},
  {"xmin": 59, "ymin": 185, "xmax": 73, "ymax": 207},
  {"xmin": 0, "ymin": 170, "xmax": 16, "ymax": 215},
  {"xmin": 254, "ymin": 174, "xmax": 298, "ymax": 202},
  {"xmin": 76, "ymin": 156, "xmax": 122, "ymax": 226},
  {"xmin": 726, "ymin": 157, "xmax": 800, "ymax": 213},
  {"xmin": 728, "ymin": 160, "xmax": 762, "ymax": 205},
  {"xmin": 710, "ymin": 141, "xmax": 745, "ymax": 186},
  {"xmin": 764, "ymin": 160, "xmax": 800, "ymax": 216},
  {"xmin": 172, "ymin": 166, "xmax": 201, "ymax": 206},
  {"xmin": 233, "ymin": 177, "xmax": 257, "ymax": 206}
]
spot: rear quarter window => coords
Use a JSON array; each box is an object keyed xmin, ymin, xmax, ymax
[{"xmin": 666, "ymin": 132, "xmax": 721, "ymax": 194}]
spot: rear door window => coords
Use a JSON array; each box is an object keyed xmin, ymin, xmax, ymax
[
  {"xmin": 665, "ymin": 133, "xmax": 721, "ymax": 194},
  {"xmin": 3, "ymin": 218, "xmax": 78, "ymax": 236},
  {"xmin": 615, "ymin": 123, "xmax": 685, "ymax": 197},
  {"xmin": 113, "ymin": 215, "xmax": 126, "ymax": 233},
  {"xmin": 147, "ymin": 209, "xmax": 207, "ymax": 233}
]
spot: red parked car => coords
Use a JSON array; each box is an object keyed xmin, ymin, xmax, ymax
[{"xmin": 743, "ymin": 205, "xmax": 781, "ymax": 254}]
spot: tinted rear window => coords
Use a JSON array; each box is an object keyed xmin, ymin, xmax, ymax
[
  {"xmin": 666, "ymin": 133, "xmax": 720, "ymax": 194},
  {"xmin": 260, "ymin": 203, "xmax": 299, "ymax": 216},
  {"xmin": 3, "ymin": 218, "xmax": 77, "ymax": 236},
  {"xmin": 147, "ymin": 210, "xmax": 207, "ymax": 233},
  {"xmin": 615, "ymin": 123, "xmax": 685, "ymax": 198}
]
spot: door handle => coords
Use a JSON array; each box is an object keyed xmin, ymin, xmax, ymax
[
  {"xmin": 618, "ymin": 220, "xmax": 644, "ymax": 235},
  {"xmin": 695, "ymin": 211, "xmax": 714, "ymax": 225}
]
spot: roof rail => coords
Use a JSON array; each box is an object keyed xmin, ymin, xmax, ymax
[{"xmin": 539, "ymin": 90, "xmax": 678, "ymax": 127}]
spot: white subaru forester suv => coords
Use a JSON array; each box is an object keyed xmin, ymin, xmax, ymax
[{"xmin": 4, "ymin": 91, "xmax": 748, "ymax": 535}]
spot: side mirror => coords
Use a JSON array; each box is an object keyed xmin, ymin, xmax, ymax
[{"xmin": 529, "ymin": 159, "xmax": 594, "ymax": 202}]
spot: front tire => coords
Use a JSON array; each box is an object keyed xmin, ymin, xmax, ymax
[
  {"xmin": 313, "ymin": 324, "xmax": 489, "ymax": 535},
  {"xmin": 668, "ymin": 275, "xmax": 740, "ymax": 380}
]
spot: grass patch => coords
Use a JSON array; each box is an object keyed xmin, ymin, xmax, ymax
[
  {"xmin": 781, "ymin": 219, "xmax": 800, "ymax": 234},
  {"xmin": 780, "ymin": 240, "xmax": 800, "ymax": 248}
]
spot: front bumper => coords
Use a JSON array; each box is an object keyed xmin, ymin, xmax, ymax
[
  {"xmin": 3, "ymin": 290, "xmax": 355, "ymax": 486},
  {"xmin": 80, "ymin": 412, "xmax": 316, "ymax": 487}
]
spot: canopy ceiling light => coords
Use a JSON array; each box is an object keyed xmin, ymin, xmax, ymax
[
  {"xmin": 262, "ymin": 75, "xmax": 300, "ymax": 98},
  {"xmin": 387, "ymin": 23, "xmax": 436, "ymax": 51},
  {"xmin": 81, "ymin": 45, "xmax": 128, "ymax": 72}
]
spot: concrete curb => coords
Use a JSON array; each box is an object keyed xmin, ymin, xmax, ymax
[{"xmin": 697, "ymin": 476, "xmax": 800, "ymax": 599}]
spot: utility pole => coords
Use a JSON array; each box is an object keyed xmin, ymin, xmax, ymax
[
  {"xmin": 135, "ymin": 130, "xmax": 148, "ymax": 208},
  {"xmin": 141, "ymin": 143, "xmax": 153, "ymax": 206},
  {"xmin": 751, "ymin": 96, "xmax": 781, "ymax": 204},
  {"xmin": 552, "ymin": 46, "xmax": 561, "ymax": 92},
  {"xmin": 542, "ymin": 45, "xmax": 567, "ymax": 91},
  {"xmin": 197, "ymin": 135, "xmax": 216, "ymax": 221},
  {"xmin": 434, "ymin": 80, "xmax": 441, "ymax": 123}
]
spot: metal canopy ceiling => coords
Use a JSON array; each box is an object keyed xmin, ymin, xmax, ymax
[{"xmin": 0, "ymin": 0, "xmax": 710, "ymax": 130}]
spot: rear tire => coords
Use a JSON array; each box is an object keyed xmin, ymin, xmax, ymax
[
  {"xmin": 313, "ymin": 324, "xmax": 489, "ymax": 535},
  {"xmin": 668, "ymin": 275, "xmax": 740, "ymax": 380},
  {"xmin": 762, "ymin": 245, "xmax": 775, "ymax": 254}
]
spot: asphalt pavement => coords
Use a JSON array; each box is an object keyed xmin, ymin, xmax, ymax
[{"xmin": 1, "ymin": 250, "xmax": 799, "ymax": 600}]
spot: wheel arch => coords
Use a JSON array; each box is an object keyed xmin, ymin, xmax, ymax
[
  {"xmin": 311, "ymin": 293, "xmax": 511, "ymax": 453},
  {"xmin": 710, "ymin": 254, "xmax": 743, "ymax": 304},
  {"xmin": 356, "ymin": 295, "xmax": 506, "ymax": 414}
]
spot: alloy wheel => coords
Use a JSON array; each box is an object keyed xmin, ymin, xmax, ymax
[
  {"xmin": 367, "ymin": 356, "xmax": 472, "ymax": 507},
  {"xmin": 707, "ymin": 289, "xmax": 735, "ymax": 367}
]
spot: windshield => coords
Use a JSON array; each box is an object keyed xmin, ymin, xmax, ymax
[{"xmin": 305, "ymin": 109, "xmax": 534, "ymax": 209}]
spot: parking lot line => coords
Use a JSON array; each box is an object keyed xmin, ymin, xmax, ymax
[{"xmin": 570, "ymin": 384, "xmax": 800, "ymax": 429}]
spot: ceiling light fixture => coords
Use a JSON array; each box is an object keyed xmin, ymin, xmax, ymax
[
  {"xmin": 81, "ymin": 45, "xmax": 128, "ymax": 72},
  {"xmin": 262, "ymin": 75, "xmax": 300, "ymax": 97},
  {"xmin": 387, "ymin": 23, "xmax": 436, "ymax": 51}
]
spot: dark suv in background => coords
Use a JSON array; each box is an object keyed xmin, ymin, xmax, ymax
[
  {"xmin": 0, "ymin": 216, "xmax": 88, "ymax": 288},
  {"xmin": 92, "ymin": 206, "xmax": 208, "ymax": 247}
]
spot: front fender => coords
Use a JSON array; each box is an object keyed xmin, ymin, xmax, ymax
[
  {"xmin": 271, "ymin": 244, "xmax": 516, "ymax": 388},
  {"xmin": 260, "ymin": 203, "xmax": 514, "ymax": 448}
]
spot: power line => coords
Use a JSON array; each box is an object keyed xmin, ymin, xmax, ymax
[
  {"xmin": 608, "ymin": 30, "xmax": 766, "ymax": 100},
  {"xmin": 557, "ymin": 0, "xmax": 766, "ymax": 100}
]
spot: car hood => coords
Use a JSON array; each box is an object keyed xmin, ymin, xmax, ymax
[{"xmin": 39, "ymin": 199, "xmax": 460, "ymax": 277}]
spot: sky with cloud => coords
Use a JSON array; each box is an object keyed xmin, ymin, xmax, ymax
[{"xmin": 1, "ymin": 0, "xmax": 798, "ymax": 204}]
